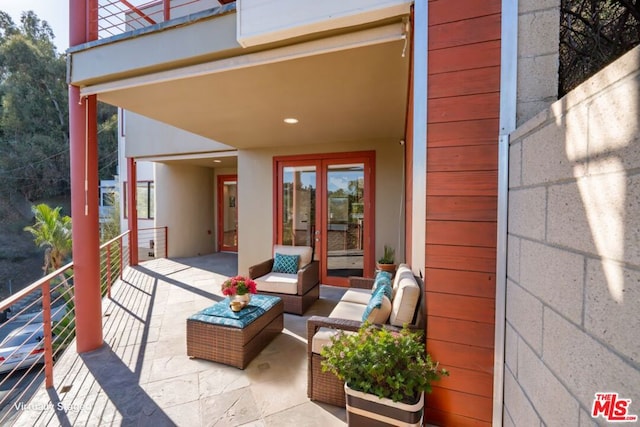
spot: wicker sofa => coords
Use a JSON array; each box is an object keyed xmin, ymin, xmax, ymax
[
  {"xmin": 307, "ymin": 264, "xmax": 422, "ymax": 407},
  {"xmin": 248, "ymin": 244, "xmax": 320, "ymax": 315}
]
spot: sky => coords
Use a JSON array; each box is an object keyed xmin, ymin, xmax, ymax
[{"xmin": 2, "ymin": 0, "xmax": 70, "ymax": 51}]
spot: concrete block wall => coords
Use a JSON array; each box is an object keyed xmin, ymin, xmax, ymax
[
  {"xmin": 505, "ymin": 46, "xmax": 640, "ymax": 426},
  {"xmin": 517, "ymin": 0, "xmax": 560, "ymax": 126}
]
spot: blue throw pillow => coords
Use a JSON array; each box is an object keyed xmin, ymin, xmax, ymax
[
  {"xmin": 372, "ymin": 281, "xmax": 392, "ymax": 301},
  {"xmin": 373, "ymin": 273, "xmax": 392, "ymax": 292},
  {"xmin": 374, "ymin": 270, "xmax": 393, "ymax": 282},
  {"xmin": 272, "ymin": 253, "xmax": 300, "ymax": 274},
  {"xmin": 361, "ymin": 290, "xmax": 384, "ymax": 322}
]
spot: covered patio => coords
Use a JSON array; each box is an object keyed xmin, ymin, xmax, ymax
[{"xmin": 12, "ymin": 253, "xmax": 347, "ymax": 426}]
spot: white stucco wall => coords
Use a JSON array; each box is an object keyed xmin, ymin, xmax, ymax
[
  {"xmin": 236, "ymin": 139, "xmax": 405, "ymax": 276},
  {"xmin": 505, "ymin": 46, "xmax": 640, "ymax": 425},
  {"xmin": 155, "ymin": 163, "xmax": 215, "ymax": 257},
  {"xmin": 125, "ymin": 112, "xmax": 233, "ymax": 158}
]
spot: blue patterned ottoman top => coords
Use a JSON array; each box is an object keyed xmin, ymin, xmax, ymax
[{"xmin": 188, "ymin": 294, "xmax": 282, "ymax": 329}]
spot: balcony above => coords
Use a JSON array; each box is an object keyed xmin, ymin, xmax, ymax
[
  {"xmin": 236, "ymin": 0, "xmax": 413, "ymax": 47},
  {"xmin": 68, "ymin": 0, "xmax": 411, "ymax": 150}
]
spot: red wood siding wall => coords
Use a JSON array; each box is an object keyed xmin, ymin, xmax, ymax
[{"xmin": 425, "ymin": 1, "xmax": 501, "ymax": 425}]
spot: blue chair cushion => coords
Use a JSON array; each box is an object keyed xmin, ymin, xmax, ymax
[{"xmin": 272, "ymin": 253, "xmax": 300, "ymax": 274}]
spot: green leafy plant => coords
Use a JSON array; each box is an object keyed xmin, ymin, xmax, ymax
[
  {"xmin": 377, "ymin": 244, "xmax": 395, "ymax": 264},
  {"xmin": 321, "ymin": 322, "xmax": 448, "ymax": 403},
  {"xmin": 23, "ymin": 204, "xmax": 72, "ymax": 275}
]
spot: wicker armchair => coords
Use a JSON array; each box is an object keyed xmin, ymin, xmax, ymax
[{"xmin": 248, "ymin": 244, "xmax": 319, "ymax": 315}]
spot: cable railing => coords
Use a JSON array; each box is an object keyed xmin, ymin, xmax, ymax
[
  {"xmin": 0, "ymin": 231, "xmax": 132, "ymax": 423},
  {"xmin": 0, "ymin": 225, "xmax": 170, "ymax": 422},
  {"xmin": 138, "ymin": 226, "xmax": 168, "ymax": 262},
  {"xmin": 94, "ymin": 0, "xmax": 232, "ymax": 40}
]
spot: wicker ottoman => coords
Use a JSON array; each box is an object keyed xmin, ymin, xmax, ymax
[{"xmin": 186, "ymin": 294, "xmax": 284, "ymax": 369}]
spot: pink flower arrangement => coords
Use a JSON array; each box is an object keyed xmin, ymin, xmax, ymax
[{"xmin": 221, "ymin": 275, "xmax": 258, "ymax": 296}]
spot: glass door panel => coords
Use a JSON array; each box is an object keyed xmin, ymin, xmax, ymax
[
  {"xmin": 325, "ymin": 164, "xmax": 365, "ymax": 279},
  {"xmin": 218, "ymin": 175, "xmax": 238, "ymax": 252},
  {"xmin": 281, "ymin": 165, "xmax": 316, "ymax": 248},
  {"xmin": 276, "ymin": 152, "xmax": 373, "ymax": 287}
]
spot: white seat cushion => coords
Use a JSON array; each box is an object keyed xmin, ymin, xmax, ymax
[
  {"xmin": 389, "ymin": 275, "xmax": 420, "ymax": 326},
  {"xmin": 273, "ymin": 244, "xmax": 313, "ymax": 268},
  {"xmin": 328, "ymin": 301, "xmax": 367, "ymax": 321},
  {"xmin": 255, "ymin": 272, "xmax": 298, "ymax": 295},
  {"xmin": 340, "ymin": 288, "xmax": 372, "ymax": 305},
  {"xmin": 312, "ymin": 327, "xmax": 357, "ymax": 354}
]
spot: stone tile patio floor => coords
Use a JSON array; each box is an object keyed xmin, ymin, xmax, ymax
[{"xmin": 13, "ymin": 253, "xmax": 347, "ymax": 426}]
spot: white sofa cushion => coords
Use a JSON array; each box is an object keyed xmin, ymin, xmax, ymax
[
  {"xmin": 328, "ymin": 301, "xmax": 368, "ymax": 321},
  {"xmin": 389, "ymin": 274, "xmax": 420, "ymax": 326},
  {"xmin": 255, "ymin": 272, "xmax": 298, "ymax": 295},
  {"xmin": 273, "ymin": 244, "xmax": 312, "ymax": 268},
  {"xmin": 311, "ymin": 327, "xmax": 356, "ymax": 354},
  {"xmin": 392, "ymin": 264, "xmax": 414, "ymax": 297},
  {"xmin": 339, "ymin": 288, "xmax": 372, "ymax": 305}
]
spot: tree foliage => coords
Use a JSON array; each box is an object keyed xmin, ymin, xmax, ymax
[
  {"xmin": 23, "ymin": 203, "xmax": 72, "ymax": 274},
  {"xmin": 0, "ymin": 10, "xmax": 118, "ymax": 203},
  {"xmin": 560, "ymin": 0, "xmax": 640, "ymax": 96}
]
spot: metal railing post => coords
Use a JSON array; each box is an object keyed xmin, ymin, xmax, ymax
[
  {"xmin": 42, "ymin": 279, "xmax": 54, "ymax": 389},
  {"xmin": 119, "ymin": 237, "xmax": 123, "ymax": 279},
  {"xmin": 164, "ymin": 0, "xmax": 170, "ymax": 21},
  {"xmin": 107, "ymin": 244, "xmax": 112, "ymax": 298},
  {"xmin": 165, "ymin": 226, "xmax": 169, "ymax": 258}
]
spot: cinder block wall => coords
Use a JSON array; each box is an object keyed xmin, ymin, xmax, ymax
[
  {"xmin": 517, "ymin": 0, "xmax": 560, "ymax": 126},
  {"xmin": 506, "ymin": 46, "xmax": 640, "ymax": 425}
]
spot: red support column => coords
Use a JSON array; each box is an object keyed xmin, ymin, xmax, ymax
[
  {"xmin": 69, "ymin": 0, "xmax": 103, "ymax": 353},
  {"xmin": 127, "ymin": 158, "xmax": 139, "ymax": 265}
]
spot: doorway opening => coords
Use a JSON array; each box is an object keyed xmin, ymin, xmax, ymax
[
  {"xmin": 218, "ymin": 175, "xmax": 238, "ymax": 252},
  {"xmin": 275, "ymin": 151, "xmax": 375, "ymax": 286}
]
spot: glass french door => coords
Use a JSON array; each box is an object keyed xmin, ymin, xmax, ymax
[
  {"xmin": 218, "ymin": 175, "xmax": 238, "ymax": 252},
  {"xmin": 276, "ymin": 153, "xmax": 374, "ymax": 286}
]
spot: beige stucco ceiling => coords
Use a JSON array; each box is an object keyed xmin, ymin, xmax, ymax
[{"xmin": 96, "ymin": 38, "xmax": 409, "ymax": 149}]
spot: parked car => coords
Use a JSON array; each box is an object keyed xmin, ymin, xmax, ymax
[{"xmin": 0, "ymin": 324, "xmax": 46, "ymax": 374}]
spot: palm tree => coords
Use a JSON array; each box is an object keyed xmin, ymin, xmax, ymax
[
  {"xmin": 24, "ymin": 204, "xmax": 75, "ymax": 356},
  {"xmin": 23, "ymin": 203, "xmax": 72, "ymax": 275}
]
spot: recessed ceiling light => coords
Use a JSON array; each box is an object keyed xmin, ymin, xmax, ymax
[
  {"xmin": 213, "ymin": 159, "xmax": 222, "ymax": 163},
  {"xmin": 283, "ymin": 118, "xmax": 299, "ymax": 124}
]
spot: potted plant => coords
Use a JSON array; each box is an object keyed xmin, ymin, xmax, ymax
[
  {"xmin": 376, "ymin": 244, "xmax": 396, "ymax": 274},
  {"xmin": 321, "ymin": 323, "xmax": 447, "ymax": 426}
]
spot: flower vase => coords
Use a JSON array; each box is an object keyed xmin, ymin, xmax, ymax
[{"xmin": 233, "ymin": 293, "xmax": 252, "ymax": 307}]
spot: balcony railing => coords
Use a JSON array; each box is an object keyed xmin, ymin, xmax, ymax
[
  {"xmin": 138, "ymin": 226, "xmax": 168, "ymax": 262},
  {"xmin": 94, "ymin": 0, "xmax": 234, "ymax": 39},
  {"xmin": 0, "ymin": 227, "xmax": 169, "ymax": 423}
]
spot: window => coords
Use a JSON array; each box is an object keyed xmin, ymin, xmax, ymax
[
  {"xmin": 100, "ymin": 187, "xmax": 116, "ymax": 207},
  {"xmin": 123, "ymin": 181, "xmax": 154, "ymax": 219}
]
